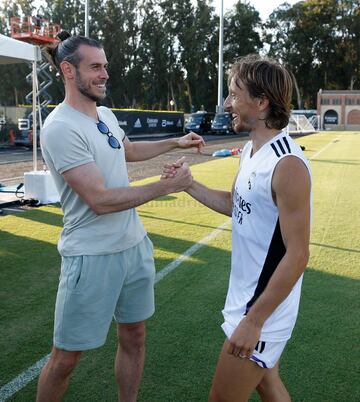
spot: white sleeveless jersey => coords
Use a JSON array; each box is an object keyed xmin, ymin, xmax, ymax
[{"xmin": 222, "ymin": 131, "xmax": 311, "ymax": 342}]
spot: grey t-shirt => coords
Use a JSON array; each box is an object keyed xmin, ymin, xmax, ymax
[{"xmin": 41, "ymin": 102, "xmax": 146, "ymax": 256}]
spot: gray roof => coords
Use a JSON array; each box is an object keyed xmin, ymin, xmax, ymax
[{"xmin": 318, "ymin": 90, "xmax": 360, "ymax": 95}]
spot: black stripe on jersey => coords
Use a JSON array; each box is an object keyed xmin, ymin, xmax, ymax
[
  {"xmin": 259, "ymin": 341, "xmax": 266, "ymax": 353},
  {"xmin": 282, "ymin": 136, "xmax": 291, "ymax": 153},
  {"xmin": 276, "ymin": 139, "xmax": 286, "ymax": 155},
  {"xmin": 255, "ymin": 341, "xmax": 266, "ymax": 353},
  {"xmin": 271, "ymin": 137, "xmax": 292, "ymax": 158},
  {"xmin": 270, "ymin": 143, "xmax": 281, "ymax": 157},
  {"xmin": 245, "ymin": 219, "xmax": 286, "ymax": 314}
]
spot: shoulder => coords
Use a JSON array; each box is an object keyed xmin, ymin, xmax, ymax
[
  {"xmin": 268, "ymin": 134, "xmax": 294, "ymax": 158},
  {"xmin": 42, "ymin": 116, "xmax": 79, "ymax": 139},
  {"xmin": 97, "ymin": 106, "xmax": 116, "ymax": 121},
  {"xmin": 272, "ymin": 155, "xmax": 311, "ymax": 200},
  {"xmin": 41, "ymin": 114, "xmax": 87, "ymax": 153}
]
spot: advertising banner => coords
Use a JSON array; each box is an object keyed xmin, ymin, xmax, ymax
[
  {"xmin": 112, "ymin": 110, "xmax": 184, "ymax": 136},
  {"xmin": 324, "ymin": 110, "xmax": 338, "ymax": 124}
]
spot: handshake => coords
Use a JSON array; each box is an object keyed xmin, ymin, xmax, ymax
[{"xmin": 160, "ymin": 156, "xmax": 193, "ymax": 193}]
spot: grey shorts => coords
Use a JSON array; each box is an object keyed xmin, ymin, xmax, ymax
[{"xmin": 53, "ymin": 236, "xmax": 155, "ymax": 351}]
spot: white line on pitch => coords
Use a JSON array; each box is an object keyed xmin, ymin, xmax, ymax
[
  {"xmin": 0, "ymin": 219, "xmax": 231, "ymax": 401},
  {"xmin": 155, "ymin": 219, "xmax": 231, "ymax": 283},
  {"xmin": 309, "ymin": 135, "xmax": 342, "ymax": 160}
]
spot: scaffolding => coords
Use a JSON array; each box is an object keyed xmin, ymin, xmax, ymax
[
  {"xmin": 10, "ymin": 16, "xmax": 60, "ymax": 171},
  {"xmin": 10, "ymin": 16, "xmax": 60, "ymax": 45}
]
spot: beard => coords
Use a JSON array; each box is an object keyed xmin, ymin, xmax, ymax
[
  {"xmin": 232, "ymin": 115, "xmax": 252, "ymax": 133},
  {"xmin": 75, "ymin": 71, "xmax": 106, "ymax": 102}
]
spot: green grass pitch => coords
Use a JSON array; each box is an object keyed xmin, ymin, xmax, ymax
[{"xmin": 0, "ymin": 131, "xmax": 359, "ymax": 401}]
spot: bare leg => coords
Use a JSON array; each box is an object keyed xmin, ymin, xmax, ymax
[
  {"xmin": 256, "ymin": 362, "xmax": 291, "ymax": 402},
  {"xmin": 36, "ymin": 347, "xmax": 81, "ymax": 402},
  {"xmin": 115, "ymin": 321, "xmax": 146, "ymax": 402},
  {"xmin": 209, "ymin": 340, "xmax": 266, "ymax": 402}
]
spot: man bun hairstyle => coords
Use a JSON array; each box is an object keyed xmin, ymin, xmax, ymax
[
  {"xmin": 44, "ymin": 31, "xmax": 102, "ymax": 77},
  {"xmin": 228, "ymin": 54, "xmax": 293, "ymax": 130}
]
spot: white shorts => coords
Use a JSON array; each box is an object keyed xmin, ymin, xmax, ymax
[
  {"xmin": 222, "ymin": 321, "xmax": 288, "ymax": 369},
  {"xmin": 250, "ymin": 340, "xmax": 287, "ymax": 369}
]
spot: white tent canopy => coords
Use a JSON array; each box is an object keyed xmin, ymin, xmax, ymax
[
  {"xmin": 0, "ymin": 34, "xmax": 42, "ymax": 170},
  {"xmin": 0, "ymin": 33, "xmax": 41, "ymax": 63}
]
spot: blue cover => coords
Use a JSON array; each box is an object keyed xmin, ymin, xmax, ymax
[{"xmin": 212, "ymin": 149, "xmax": 232, "ymax": 157}]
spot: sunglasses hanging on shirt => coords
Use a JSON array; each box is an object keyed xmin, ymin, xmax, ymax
[{"xmin": 96, "ymin": 120, "xmax": 121, "ymax": 149}]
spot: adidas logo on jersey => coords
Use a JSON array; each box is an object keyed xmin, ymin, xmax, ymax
[{"xmin": 270, "ymin": 136, "xmax": 292, "ymax": 158}]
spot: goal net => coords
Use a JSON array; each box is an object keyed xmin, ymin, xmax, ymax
[{"xmin": 287, "ymin": 114, "xmax": 318, "ymax": 134}]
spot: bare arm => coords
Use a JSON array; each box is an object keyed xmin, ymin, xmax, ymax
[
  {"xmin": 162, "ymin": 159, "xmax": 237, "ymax": 216},
  {"xmin": 62, "ymin": 161, "xmax": 192, "ymax": 215},
  {"xmin": 228, "ymin": 156, "xmax": 311, "ymax": 357},
  {"xmin": 124, "ymin": 132, "xmax": 205, "ymax": 162},
  {"xmin": 185, "ymin": 180, "xmax": 233, "ymax": 216}
]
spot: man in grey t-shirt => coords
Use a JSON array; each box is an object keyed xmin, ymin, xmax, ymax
[{"xmin": 37, "ymin": 32, "xmax": 203, "ymax": 402}]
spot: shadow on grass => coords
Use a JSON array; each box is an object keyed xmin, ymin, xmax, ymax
[
  {"xmin": 3, "ymin": 208, "xmax": 358, "ymax": 402},
  {"xmin": 12, "ymin": 261, "xmax": 358, "ymax": 401},
  {"xmin": 282, "ymin": 268, "xmax": 359, "ymax": 402},
  {"xmin": 142, "ymin": 266, "xmax": 359, "ymax": 402},
  {"xmin": 0, "ymin": 229, "xmax": 60, "ymax": 386},
  {"xmin": 8, "ymin": 204, "xmax": 63, "ymax": 227},
  {"xmin": 0, "ymin": 225, "xmax": 230, "ymax": 391}
]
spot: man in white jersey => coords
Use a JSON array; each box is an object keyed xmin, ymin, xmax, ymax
[
  {"xmin": 163, "ymin": 55, "xmax": 311, "ymax": 401},
  {"xmin": 37, "ymin": 32, "xmax": 203, "ymax": 402}
]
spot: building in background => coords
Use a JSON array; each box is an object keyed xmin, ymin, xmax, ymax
[{"xmin": 317, "ymin": 90, "xmax": 360, "ymax": 130}]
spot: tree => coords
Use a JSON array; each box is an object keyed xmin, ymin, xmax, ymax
[
  {"xmin": 161, "ymin": 0, "xmax": 219, "ymax": 111},
  {"xmin": 265, "ymin": 0, "xmax": 360, "ymax": 109},
  {"xmin": 224, "ymin": 0, "xmax": 263, "ymax": 67}
]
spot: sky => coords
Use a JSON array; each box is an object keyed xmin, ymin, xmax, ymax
[{"xmin": 215, "ymin": 0, "xmax": 300, "ymax": 21}]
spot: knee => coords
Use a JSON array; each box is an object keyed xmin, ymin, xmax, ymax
[
  {"xmin": 208, "ymin": 386, "xmax": 224, "ymax": 402},
  {"xmin": 256, "ymin": 380, "xmax": 268, "ymax": 397},
  {"xmin": 118, "ymin": 322, "xmax": 145, "ymax": 350},
  {"xmin": 257, "ymin": 372, "xmax": 277, "ymax": 396},
  {"xmin": 256, "ymin": 375, "xmax": 290, "ymax": 401},
  {"xmin": 48, "ymin": 350, "xmax": 81, "ymax": 379}
]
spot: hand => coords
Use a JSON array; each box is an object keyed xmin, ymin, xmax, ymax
[
  {"xmin": 161, "ymin": 156, "xmax": 185, "ymax": 179},
  {"xmin": 177, "ymin": 132, "xmax": 205, "ymax": 152},
  {"xmin": 161, "ymin": 161, "xmax": 192, "ymax": 192},
  {"xmin": 227, "ymin": 316, "xmax": 262, "ymax": 359}
]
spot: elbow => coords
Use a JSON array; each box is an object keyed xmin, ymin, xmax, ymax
[
  {"xmin": 88, "ymin": 201, "xmax": 106, "ymax": 215},
  {"xmin": 86, "ymin": 195, "xmax": 109, "ymax": 215},
  {"xmin": 296, "ymin": 247, "xmax": 310, "ymax": 272}
]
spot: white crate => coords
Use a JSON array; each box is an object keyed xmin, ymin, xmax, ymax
[{"xmin": 24, "ymin": 170, "xmax": 59, "ymax": 204}]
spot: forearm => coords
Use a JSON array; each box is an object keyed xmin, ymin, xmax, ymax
[
  {"xmin": 246, "ymin": 251, "xmax": 309, "ymax": 327},
  {"xmin": 186, "ymin": 180, "xmax": 233, "ymax": 216},
  {"xmin": 89, "ymin": 180, "xmax": 170, "ymax": 214},
  {"xmin": 126, "ymin": 139, "xmax": 178, "ymax": 161}
]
